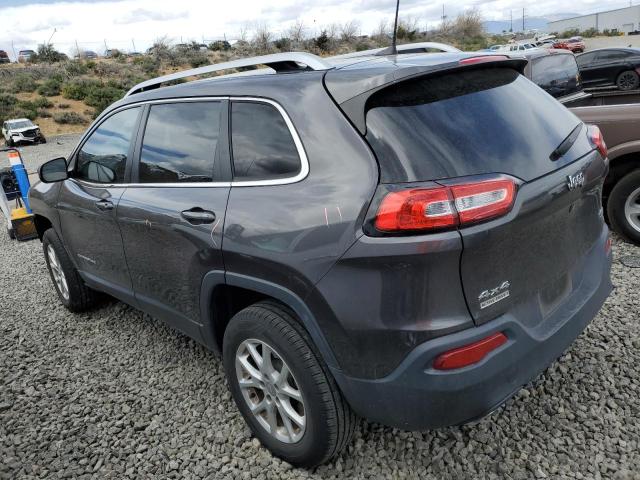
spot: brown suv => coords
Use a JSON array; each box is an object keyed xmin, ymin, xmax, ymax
[{"xmin": 521, "ymin": 48, "xmax": 640, "ymax": 245}]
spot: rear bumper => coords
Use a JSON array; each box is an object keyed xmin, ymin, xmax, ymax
[{"xmin": 331, "ymin": 239, "xmax": 612, "ymax": 430}]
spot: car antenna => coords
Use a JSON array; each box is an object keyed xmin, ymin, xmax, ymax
[{"xmin": 376, "ymin": 0, "xmax": 400, "ymax": 55}]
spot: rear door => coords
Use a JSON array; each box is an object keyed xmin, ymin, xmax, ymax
[
  {"xmin": 576, "ymin": 52, "xmax": 601, "ymax": 86},
  {"xmin": 364, "ymin": 67, "xmax": 608, "ymax": 326},
  {"xmin": 117, "ymin": 99, "xmax": 230, "ymax": 339},
  {"xmin": 57, "ymin": 106, "xmax": 141, "ymax": 296}
]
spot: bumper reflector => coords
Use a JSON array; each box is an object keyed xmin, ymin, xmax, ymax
[{"xmin": 433, "ymin": 332, "xmax": 507, "ymax": 370}]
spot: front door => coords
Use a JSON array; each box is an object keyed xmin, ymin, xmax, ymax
[
  {"xmin": 116, "ymin": 100, "xmax": 229, "ymax": 339},
  {"xmin": 57, "ymin": 106, "xmax": 142, "ymax": 295}
]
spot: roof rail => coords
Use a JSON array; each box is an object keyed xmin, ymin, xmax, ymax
[
  {"xmin": 125, "ymin": 52, "xmax": 332, "ymax": 96},
  {"xmin": 328, "ymin": 42, "xmax": 461, "ymax": 61}
]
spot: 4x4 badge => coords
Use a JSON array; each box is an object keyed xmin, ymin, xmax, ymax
[
  {"xmin": 478, "ymin": 281, "xmax": 510, "ymax": 309},
  {"xmin": 567, "ymin": 171, "xmax": 585, "ymax": 191}
]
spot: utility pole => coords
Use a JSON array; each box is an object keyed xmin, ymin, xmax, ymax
[
  {"xmin": 510, "ymin": 10, "xmax": 513, "ymax": 32},
  {"xmin": 75, "ymin": 40, "xmax": 80, "ymax": 58},
  {"xmin": 11, "ymin": 40, "xmax": 17, "ymax": 61},
  {"xmin": 47, "ymin": 28, "xmax": 56, "ymax": 46},
  {"xmin": 103, "ymin": 39, "xmax": 108, "ymax": 54},
  {"xmin": 442, "ymin": 4, "xmax": 446, "ymax": 26},
  {"xmin": 131, "ymin": 39, "xmax": 136, "ymax": 53},
  {"xmin": 522, "ymin": 8, "xmax": 525, "ymax": 33}
]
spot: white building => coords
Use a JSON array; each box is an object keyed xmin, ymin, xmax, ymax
[{"xmin": 548, "ymin": 6, "xmax": 640, "ymax": 34}]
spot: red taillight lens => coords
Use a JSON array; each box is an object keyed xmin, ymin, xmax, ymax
[
  {"xmin": 587, "ymin": 125, "xmax": 607, "ymax": 159},
  {"xmin": 451, "ymin": 179, "xmax": 516, "ymax": 224},
  {"xmin": 459, "ymin": 55, "xmax": 509, "ymax": 65},
  {"xmin": 433, "ymin": 332, "xmax": 507, "ymax": 370},
  {"xmin": 374, "ymin": 178, "xmax": 517, "ymax": 233},
  {"xmin": 375, "ymin": 188, "xmax": 457, "ymax": 232}
]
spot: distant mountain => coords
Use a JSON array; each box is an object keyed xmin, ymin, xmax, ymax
[{"xmin": 483, "ymin": 13, "xmax": 580, "ymax": 34}]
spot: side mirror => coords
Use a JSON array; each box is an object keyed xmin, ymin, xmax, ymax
[{"xmin": 39, "ymin": 157, "xmax": 68, "ymax": 183}]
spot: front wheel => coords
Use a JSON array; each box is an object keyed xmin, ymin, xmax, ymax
[
  {"xmin": 223, "ymin": 301, "xmax": 357, "ymax": 467},
  {"xmin": 607, "ymin": 169, "xmax": 640, "ymax": 245},
  {"xmin": 616, "ymin": 70, "xmax": 640, "ymax": 90},
  {"xmin": 40, "ymin": 137, "xmax": 47, "ymax": 144},
  {"xmin": 42, "ymin": 229, "xmax": 98, "ymax": 311}
]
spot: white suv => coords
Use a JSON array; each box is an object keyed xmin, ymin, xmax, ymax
[{"xmin": 2, "ymin": 118, "xmax": 46, "ymax": 146}]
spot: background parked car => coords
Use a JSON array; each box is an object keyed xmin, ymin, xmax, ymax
[
  {"xmin": 0, "ymin": 50, "xmax": 10, "ymax": 64},
  {"xmin": 74, "ymin": 50, "xmax": 98, "ymax": 59},
  {"xmin": 2, "ymin": 118, "xmax": 46, "ymax": 146},
  {"xmin": 17, "ymin": 49, "xmax": 36, "ymax": 63},
  {"xmin": 577, "ymin": 48, "xmax": 640, "ymax": 90},
  {"xmin": 553, "ymin": 37, "xmax": 585, "ymax": 53}
]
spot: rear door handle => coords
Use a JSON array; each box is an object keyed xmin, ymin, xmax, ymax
[
  {"xmin": 181, "ymin": 208, "xmax": 216, "ymax": 224},
  {"xmin": 95, "ymin": 200, "xmax": 114, "ymax": 211}
]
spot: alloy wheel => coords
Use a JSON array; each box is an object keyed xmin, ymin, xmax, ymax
[
  {"xmin": 235, "ymin": 339, "xmax": 306, "ymax": 443},
  {"xmin": 624, "ymin": 186, "xmax": 640, "ymax": 234},
  {"xmin": 618, "ymin": 71, "xmax": 637, "ymax": 90},
  {"xmin": 47, "ymin": 244, "xmax": 69, "ymax": 300}
]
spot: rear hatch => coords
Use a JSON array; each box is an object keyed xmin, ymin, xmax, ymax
[{"xmin": 361, "ymin": 66, "xmax": 608, "ymax": 326}]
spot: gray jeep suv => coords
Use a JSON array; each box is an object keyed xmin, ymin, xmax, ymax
[{"xmin": 30, "ymin": 50, "xmax": 613, "ymax": 467}]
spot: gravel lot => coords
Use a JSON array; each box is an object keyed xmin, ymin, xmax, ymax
[{"xmin": 1, "ymin": 138, "xmax": 640, "ymax": 479}]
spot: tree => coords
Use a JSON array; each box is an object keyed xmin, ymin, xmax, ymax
[
  {"xmin": 34, "ymin": 43, "xmax": 65, "ymax": 63},
  {"xmin": 340, "ymin": 20, "xmax": 360, "ymax": 42},
  {"xmin": 253, "ymin": 23, "xmax": 273, "ymax": 53},
  {"xmin": 314, "ymin": 30, "xmax": 330, "ymax": 53},
  {"xmin": 288, "ymin": 20, "xmax": 306, "ymax": 48}
]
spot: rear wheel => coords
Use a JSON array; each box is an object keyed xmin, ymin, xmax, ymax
[
  {"xmin": 607, "ymin": 169, "xmax": 640, "ymax": 245},
  {"xmin": 616, "ymin": 70, "xmax": 639, "ymax": 90},
  {"xmin": 42, "ymin": 228, "xmax": 98, "ymax": 311},
  {"xmin": 223, "ymin": 301, "xmax": 356, "ymax": 467}
]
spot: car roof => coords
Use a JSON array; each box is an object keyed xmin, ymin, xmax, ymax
[
  {"xmin": 578, "ymin": 47, "xmax": 640, "ymax": 55},
  {"xmin": 510, "ymin": 48, "xmax": 573, "ymax": 60},
  {"xmin": 7, "ymin": 118, "xmax": 31, "ymax": 123}
]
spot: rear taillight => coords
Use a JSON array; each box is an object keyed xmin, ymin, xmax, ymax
[
  {"xmin": 433, "ymin": 332, "xmax": 508, "ymax": 370},
  {"xmin": 587, "ymin": 125, "xmax": 607, "ymax": 159},
  {"xmin": 374, "ymin": 177, "xmax": 517, "ymax": 233},
  {"xmin": 459, "ymin": 55, "xmax": 509, "ymax": 65}
]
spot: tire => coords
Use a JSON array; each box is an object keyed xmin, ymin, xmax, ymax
[
  {"xmin": 42, "ymin": 228, "xmax": 97, "ymax": 311},
  {"xmin": 616, "ymin": 70, "xmax": 639, "ymax": 91},
  {"xmin": 607, "ymin": 169, "xmax": 640, "ymax": 245},
  {"xmin": 40, "ymin": 137, "xmax": 47, "ymax": 144},
  {"xmin": 223, "ymin": 301, "xmax": 357, "ymax": 467}
]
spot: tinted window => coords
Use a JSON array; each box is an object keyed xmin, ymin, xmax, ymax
[
  {"xmin": 576, "ymin": 52, "xmax": 597, "ymax": 67},
  {"xmin": 76, "ymin": 107, "xmax": 140, "ymax": 183},
  {"xmin": 139, "ymin": 102, "xmax": 221, "ymax": 183},
  {"xmin": 231, "ymin": 102, "xmax": 301, "ymax": 181},
  {"xmin": 365, "ymin": 68, "xmax": 582, "ymax": 183},
  {"xmin": 531, "ymin": 54, "xmax": 581, "ymax": 98},
  {"xmin": 597, "ymin": 50, "xmax": 630, "ymax": 61}
]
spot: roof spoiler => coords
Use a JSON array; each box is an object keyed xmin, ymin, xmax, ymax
[{"xmin": 125, "ymin": 52, "xmax": 332, "ymax": 96}]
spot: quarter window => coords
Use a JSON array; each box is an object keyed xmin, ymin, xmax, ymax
[
  {"xmin": 76, "ymin": 107, "xmax": 140, "ymax": 183},
  {"xmin": 231, "ymin": 101, "xmax": 301, "ymax": 181},
  {"xmin": 139, "ymin": 102, "xmax": 222, "ymax": 183}
]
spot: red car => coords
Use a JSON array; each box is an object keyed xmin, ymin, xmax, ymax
[{"xmin": 553, "ymin": 36, "xmax": 585, "ymax": 53}]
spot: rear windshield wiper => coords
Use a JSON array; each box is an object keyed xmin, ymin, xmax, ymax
[{"xmin": 550, "ymin": 123, "xmax": 582, "ymax": 161}]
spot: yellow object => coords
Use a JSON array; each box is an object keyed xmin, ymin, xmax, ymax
[{"xmin": 10, "ymin": 207, "xmax": 37, "ymax": 241}]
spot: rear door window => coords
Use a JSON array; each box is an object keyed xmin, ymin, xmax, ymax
[
  {"xmin": 365, "ymin": 68, "xmax": 582, "ymax": 183},
  {"xmin": 138, "ymin": 102, "xmax": 222, "ymax": 183},
  {"xmin": 230, "ymin": 101, "xmax": 301, "ymax": 181}
]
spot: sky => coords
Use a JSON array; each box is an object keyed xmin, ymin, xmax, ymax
[{"xmin": 0, "ymin": 0, "xmax": 635, "ymax": 57}]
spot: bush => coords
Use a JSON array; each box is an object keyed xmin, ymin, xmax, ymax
[
  {"xmin": 84, "ymin": 85, "xmax": 125, "ymax": 116},
  {"xmin": 208, "ymin": 40, "xmax": 231, "ymax": 51},
  {"xmin": 37, "ymin": 77, "xmax": 62, "ymax": 96},
  {"xmin": 187, "ymin": 52, "xmax": 209, "ymax": 68},
  {"xmin": 33, "ymin": 96, "xmax": 53, "ymax": 109},
  {"xmin": 57, "ymin": 103, "xmax": 70, "ymax": 109},
  {"xmin": 64, "ymin": 61, "xmax": 89, "ymax": 76},
  {"xmin": 61, "ymin": 79, "xmax": 101, "ymax": 100},
  {"xmin": 133, "ymin": 55, "xmax": 160, "ymax": 75},
  {"xmin": 561, "ymin": 28, "xmax": 580, "ymax": 38},
  {"xmin": 0, "ymin": 94, "xmax": 19, "ymax": 123},
  {"xmin": 581, "ymin": 28, "xmax": 599, "ymax": 38},
  {"xmin": 12, "ymin": 74, "xmax": 37, "ymax": 93},
  {"xmin": 34, "ymin": 44, "xmax": 66, "ymax": 63},
  {"xmin": 53, "ymin": 111, "xmax": 85, "ymax": 124},
  {"xmin": 38, "ymin": 109, "xmax": 52, "ymax": 118}
]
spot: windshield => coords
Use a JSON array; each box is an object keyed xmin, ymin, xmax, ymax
[{"xmin": 9, "ymin": 120, "xmax": 34, "ymax": 129}]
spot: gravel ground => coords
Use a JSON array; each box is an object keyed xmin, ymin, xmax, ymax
[
  {"xmin": 5, "ymin": 134, "xmax": 82, "ymax": 180},
  {"xmin": 1, "ymin": 139, "xmax": 640, "ymax": 479}
]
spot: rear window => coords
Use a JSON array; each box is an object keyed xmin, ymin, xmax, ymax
[
  {"xmin": 531, "ymin": 54, "xmax": 581, "ymax": 98},
  {"xmin": 365, "ymin": 68, "xmax": 582, "ymax": 183}
]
